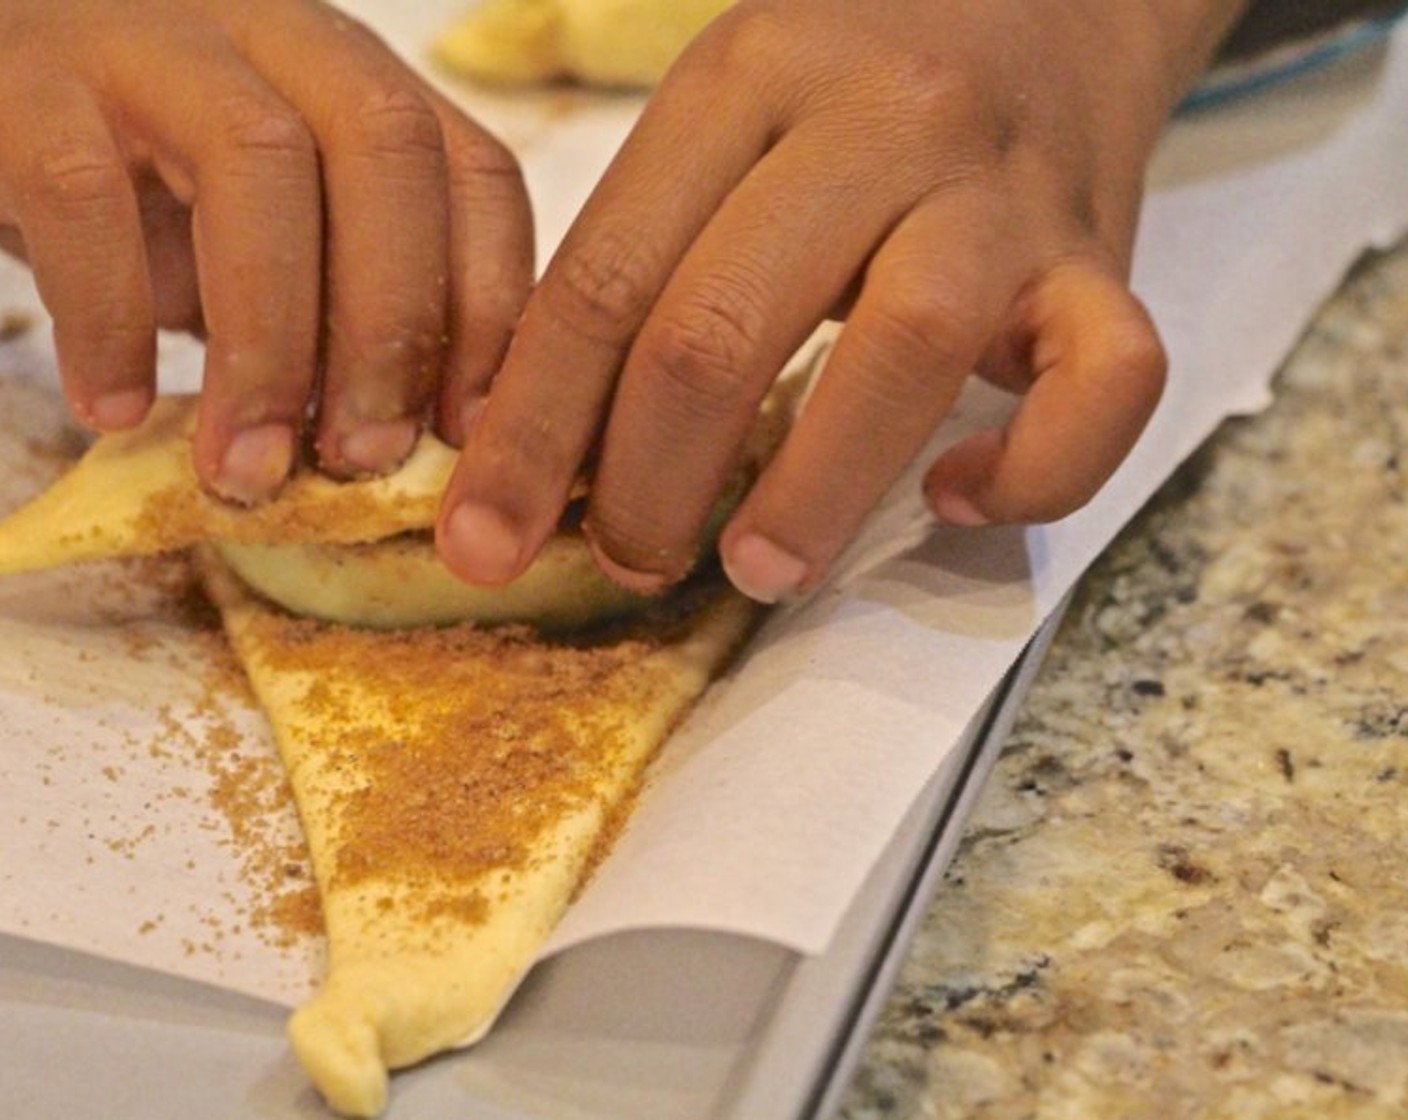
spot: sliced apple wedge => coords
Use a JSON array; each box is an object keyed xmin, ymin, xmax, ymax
[{"xmin": 213, "ymin": 532, "xmax": 647, "ymax": 632}]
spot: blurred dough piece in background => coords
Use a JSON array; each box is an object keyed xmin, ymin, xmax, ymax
[
  {"xmin": 433, "ymin": 0, "xmax": 1408, "ymax": 91},
  {"xmin": 434, "ymin": 0, "xmax": 733, "ymax": 87}
]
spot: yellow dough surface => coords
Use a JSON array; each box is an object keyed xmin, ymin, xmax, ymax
[
  {"xmin": 0, "ymin": 386, "xmax": 794, "ymax": 628},
  {"xmin": 198, "ymin": 552, "xmax": 757, "ymax": 1117},
  {"xmin": 0, "ymin": 394, "xmax": 639, "ymax": 628},
  {"xmin": 0, "ymin": 396, "xmax": 456, "ymax": 573},
  {"xmin": 434, "ymin": 0, "xmax": 734, "ymax": 87}
]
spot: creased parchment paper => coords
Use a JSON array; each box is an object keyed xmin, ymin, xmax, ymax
[{"xmin": 1, "ymin": 2, "xmax": 1406, "ymax": 1009}]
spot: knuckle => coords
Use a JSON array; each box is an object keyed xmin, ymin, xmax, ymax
[
  {"xmin": 343, "ymin": 84, "xmax": 445, "ymax": 162},
  {"xmin": 445, "ymin": 126, "xmax": 521, "ymax": 180},
  {"xmin": 869, "ymin": 280, "xmax": 983, "ymax": 370},
  {"xmin": 857, "ymin": 56, "xmax": 1019, "ymax": 172},
  {"xmin": 321, "ymin": 9, "xmax": 388, "ymax": 54},
  {"xmin": 445, "ymin": 135, "xmax": 528, "ymax": 217},
  {"xmin": 545, "ymin": 230, "xmax": 661, "ymax": 344},
  {"xmin": 28, "ymin": 144, "xmax": 127, "ymax": 218},
  {"xmin": 84, "ymin": 288, "xmax": 150, "ymax": 330},
  {"xmin": 885, "ymin": 52, "xmax": 973, "ymax": 121},
  {"xmin": 217, "ymin": 96, "xmax": 316, "ymax": 171},
  {"xmin": 698, "ymin": 7, "xmax": 790, "ymax": 74},
  {"xmin": 637, "ymin": 289, "xmax": 763, "ymax": 419},
  {"xmin": 1113, "ymin": 317, "xmax": 1168, "ymax": 396}
]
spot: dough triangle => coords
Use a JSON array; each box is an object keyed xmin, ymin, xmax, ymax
[{"xmin": 197, "ymin": 551, "xmax": 756, "ymax": 1117}]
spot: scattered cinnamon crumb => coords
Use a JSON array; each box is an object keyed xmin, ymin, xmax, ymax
[
  {"xmin": 125, "ymin": 402, "xmax": 445, "ymax": 552},
  {"xmin": 0, "ymin": 310, "xmax": 33, "ymax": 342},
  {"xmin": 39, "ymin": 550, "xmax": 326, "ymax": 950}
]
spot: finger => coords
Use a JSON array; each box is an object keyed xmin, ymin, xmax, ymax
[
  {"xmin": 426, "ymin": 86, "xmax": 534, "ymax": 448},
  {"xmin": 583, "ymin": 132, "xmax": 920, "ymax": 591},
  {"xmin": 0, "ymin": 73, "xmax": 155, "ymax": 430},
  {"xmin": 437, "ymin": 46, "xmax": 775, "ymax": 586},
  {"xmin": 102, "ymin": 30, "xmax": 323, "ymax": 503},
  {"xmin": 133, "ymin": 169, "xmax": 203, "ymax": 334},
  {"xmin": 923, "ymin": 262, "xmax": 1165, "ymax": 525},
  {"xmin": 0, "ymin": 227, "xmax": 23, "ymax": 262},
  {"xmin": 719, "ymin": 195, "xmax": 1015, "ymax": 602},
  {"xmin": 235, "ymin": 6, "xmax": 455, "ymax": 476}
]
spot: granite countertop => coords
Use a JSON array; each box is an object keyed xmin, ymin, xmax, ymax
[{"xmin": 841, "ymin": 241, "xmax": 1408, "ymax": 1118}]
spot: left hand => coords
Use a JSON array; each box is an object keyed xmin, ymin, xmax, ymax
[{"xmin": 0, "ymin": 0, "xmax": 533, "ymax": 504}]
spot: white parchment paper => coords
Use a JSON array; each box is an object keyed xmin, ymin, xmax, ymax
[{"xmin": 1, "ymin": 2, "xmax": 1406, "ymax": 1007}]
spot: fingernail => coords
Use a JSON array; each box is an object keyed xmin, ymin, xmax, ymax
[
  {"xmin": 214, "ymin": 423, "xmax": 296, "ymax": 506},
  {"xmin": 723, "ymin": 534, "xmax": 809, "ymax": 604},
  {"xmin": 337, "ymin": 419, "xmax": 419, "ymax": 475},
  {"xmin": 88, "ymin": 388, "xmax": 151, "ymax": 431},
  {"xmin": 929, "ymin": 489, "xmax": 990, "ymax": 527},
  {"xmin": 443, "ymin": 501, "xmax": 523, "ymax": 585},
  {"xmin": 585, "ymin": 535, "xmax": 671, "ymax": 595}
]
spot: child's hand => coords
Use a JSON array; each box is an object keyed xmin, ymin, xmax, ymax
[
  {"xmin": 0, "ymin": 0, "xmax": 533, "ymax": 503},
  {"xmin": 438, "ymin": 0, "xmax": 1244, "ymax": 601}
]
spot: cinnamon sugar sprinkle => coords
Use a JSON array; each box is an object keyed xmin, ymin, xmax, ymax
[
  {"xmin": 238, "ymin": 596, "xmax": 712, "ymax": 926},
  {"xmin": 0, "ymin": 310, "xmax": 33, "ymax": 342},
  {"xmin": 124, "ymin": 403, "xmax": 444, "ymax": 552},
  {"xmin": 134, "ymin": 476, "xmax": 440, "ymax": 553},
  {"xmin": 94, "ymin": 555, "xmax": 324, "ymax": 949}
]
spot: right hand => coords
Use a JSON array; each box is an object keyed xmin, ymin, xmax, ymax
[
  {"xmin": 0, "ymin": 0, "xmax": 534, "ymax": 504},
  {"xmin": 435, "ymin": 0, "xmax": 1240, "ymax": 603}
]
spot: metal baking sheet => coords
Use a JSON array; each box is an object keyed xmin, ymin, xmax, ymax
[{"xmin": 0, "ymin": 605, "xmax": 1062, "ymax": 1119}]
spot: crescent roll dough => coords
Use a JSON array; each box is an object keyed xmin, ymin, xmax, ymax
[
  {"xmin": 0, "ymin": 389, "xmax": 777, "ymax": 1115},
  {"xmin": 434, "ymin": 0, "xmax": 734, "ymax": 88},
  {"xmin": 197, "ymin": 551, "xmax": 755, "ymax": 1116}
]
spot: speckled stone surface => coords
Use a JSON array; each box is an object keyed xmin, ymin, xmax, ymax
[{"xmin": 840, "ymin": 243, "xmax": 1408, "ymax": 1120}]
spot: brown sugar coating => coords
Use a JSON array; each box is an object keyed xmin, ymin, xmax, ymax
[
  {"xmin": 131, "ymin": 459, "xmax": 443, "ymax": 551},
  {"xmin": 235, "ymin": 586, "xmax": 724, "ymax": 927}
]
